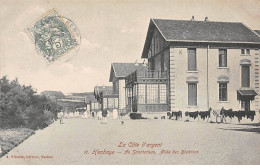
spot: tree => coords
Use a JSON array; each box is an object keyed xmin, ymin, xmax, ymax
[{"xmin": 0, "ymin": 76, "xmax": 62, "ymax": 129}]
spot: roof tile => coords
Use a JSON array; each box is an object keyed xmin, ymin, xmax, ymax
[
  {"xmin": 153, "ymin": 19, "xmax": 260, "ymax": 43},
  {"xmin": 109, "ymin": 63, "xmax": 148, "ymax": 81}
]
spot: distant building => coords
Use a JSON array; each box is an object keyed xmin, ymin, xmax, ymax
[
  {"xmin": 126, "ymin": 18, "xmax": 260, "ymax": 113},
  {"xmin": 90, "ymin": 99, "xmax": 101, "ymax": 112},
  {"xmin": 109, "ymin": 62, "xmax": 147, "ymax": 113},
  {"xmin": 93, "ymin": 85, "xmax": 118, "ymax": 111},
  {"xmin": 84, "ymin": 93, "xmax": 96, "ymax": 111}
]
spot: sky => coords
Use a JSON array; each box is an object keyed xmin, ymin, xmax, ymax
[{"xmin": 0, "ymin": 0, "xmax": 260, "ymax": 94}]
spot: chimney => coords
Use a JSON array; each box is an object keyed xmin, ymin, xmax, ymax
[
  {"xmin": 191, "ymin": 16, "xmax": 195, "ymax": 21},
  {"xmin": 204, "ymin": 17, "xmax": 209, "ymax": 21}
]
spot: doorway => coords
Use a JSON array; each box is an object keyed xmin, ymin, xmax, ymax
[{"xmin": 241, "ymin": 100, "xmax": 250, "ymax": 111}]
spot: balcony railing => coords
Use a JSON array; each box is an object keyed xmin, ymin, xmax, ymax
[
  {"xmin": 126, "ymin": 70, "xmax": 167, "ymax": 85},
  {"xmin": 137, "ymin": 70, "xmax": 167, "ymax": 79}
]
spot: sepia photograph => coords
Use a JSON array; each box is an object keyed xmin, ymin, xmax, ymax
[{"xmin": 0, "ymin": 0, "xmax": 260, "ymax": 165}]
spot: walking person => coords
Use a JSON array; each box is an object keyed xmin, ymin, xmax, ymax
[
  {"xmin": 102, "ymin": 108, "xmax": 108, "ymax": 124},
  {"xmin": 59, "ymin": 110, "xmax": 64, "ymax": 124},
  {"xmin": 91, "ymin": 111, "xmax": 95, "ymax": 119}
]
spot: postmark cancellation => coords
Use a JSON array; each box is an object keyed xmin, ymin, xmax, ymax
[{"xmin": 26, "ymin": 9, "xmax": 79, "ymax": 63}]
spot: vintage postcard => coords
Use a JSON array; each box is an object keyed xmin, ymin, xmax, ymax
[{"xmin": 0, "ymin": 0, "xmax": 260, "ymax": 165}]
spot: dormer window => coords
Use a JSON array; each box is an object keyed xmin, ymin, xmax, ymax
[
  {"xmin": 241, "ymin": 49, "xmax": 250, "ymax": 55},
  {"xmin": 241, "ymin": 49, "xmax": 245, "ymax": 55},
  {"xmin": 246, "ymin": 49, "xmax": 250, "ymax": 55}
]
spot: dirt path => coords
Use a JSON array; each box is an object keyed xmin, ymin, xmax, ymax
[{"xmin": 0, "ymin": 118, "xmax": 259, "ymax": 165}]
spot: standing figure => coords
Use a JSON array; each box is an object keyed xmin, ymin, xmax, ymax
[
  {"xmin": 69, "ymin": 112, "xmax": 74, "ymax": 118},
  {"xmin": 91, "ymin": 111, "xmax": 95, "ymax": 118},
  {"xmin": 113, "ymin": 109, "xmax": 118, "ymax": 119},
  {"xmin": 59, "ymin": 110, "xmax": 64, "ymax": 124},
  {"xmin": 102, "ymin": 108, "xmax": 108, "ymax": 124},
  {"xmin": 97, "ymin": 111, "xmax": 102, "ymax": 120},
  {"xmin": 85, "ymin": 110, "xmax": 89, "ymax": 118}
]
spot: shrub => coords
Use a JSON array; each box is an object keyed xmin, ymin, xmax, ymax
[
  {"xmin": 0, "ymin": 76, "xmax": 62, "ymax": 130},
  {"xmin": 129, "ymin": 113, "xmax": 146, "ymax": 120}
]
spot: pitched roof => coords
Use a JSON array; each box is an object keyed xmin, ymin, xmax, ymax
[
  {"xmin": 94, "ymin": 86, "xmax": 113, "ymax": 93},
  {"xmin": 94, "ymin": 86, "xmax": 113, "ymax": 98},
  {"xmin": 142, "ymin": 19, "xmax": 260, "ymax": 58},
  {"xmin": 153, "ymin": 19, "xmax": 260, "ymax": 43},
  {"xmin": 109, "ymin": 63, "xmax": 148, "ymax": 82},
  {"xmin": 100, "ymin": 89, "xmax": 114, "ymax": 95},
  {"xmin": 254, "ymin": 30, "xmax": 260, "ymax": 36}
]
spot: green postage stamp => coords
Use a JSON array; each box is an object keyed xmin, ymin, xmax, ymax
[{"xmin": 27, "ymin": 9, "xmax": 79, "ymax": 63}]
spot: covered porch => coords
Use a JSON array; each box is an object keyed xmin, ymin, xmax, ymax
[
  {"xmin": 237, "ymin": 89, "xmax": 258, "ymax": 111},
  {"xmin": 125, "ymin": 69, "xmax": 168, "ymax": 113},
  {"xmin": 100, "ymin": 91, "xmax": 118, "ymax": 111}
]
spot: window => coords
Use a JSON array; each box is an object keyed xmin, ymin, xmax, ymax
[
  {"xmin": 219, "ymin": 49, "xmax": 227, "ymax": 67},
  {"xmin": 127, "ymin": 88, "xmax": 132, "ymax": 106},
  {"xmin": 188, "ymin": 83, "xmax": 197, "ymax": 106},
  {"xmin": 241, "ymin": 49, "xmax": 245, "ymax": 55},
  {"xmin": 103, "ymin": 98, "xmax": 107, "ymax": 108},
  {"xmin": 147, "ymin": 84, "xmax": 159, "ymax": 104},
  {"xmin": 241, "ymin": 66, "xmax": 250, "ymax": 87},
  {"xmin": 138, "ymin": 84, "xmax": 146, "ymax": 104},
  {"xmin": 241, "ymin": 49, "xmax": 250, "ymax": 55},
  {"xmin": 159, "ymin": 84, "xmax": 167, "ymax": 103},
  {"xmin": 93, "ymin": 103, "xmax": 99, "ymax": 109},
  {"xmin": 241, "ymin": 101, "xmax": 250, "ymax": 111},
  {"xmin": 128, "ymin": 88, "xmax": 132, "ymax": 98},
  {"xmin": 219, "ymin": 83, "xmax": 227, "ymax": 101},
  {"xmin": 188, "ymin": 48, "xmax": 196, "ymax": 71},
  {"xmin": 138, "ymin": 84, "xmax": 166, "ymax": 104},
  {"xmin": 246, "ymin": 49, "xmax": 250, "ymax": 55},
  {"xmin": 108, "ymin": 98, "xmax": 114, "ymax": 108}
]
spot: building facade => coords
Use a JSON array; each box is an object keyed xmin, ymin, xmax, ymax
[
  {"xmin": 109, "ymin": 63, "xmax": 147, "ymax": 113},
  {"xmin": 136, "ymin": 18, "xmax": 260, "ymax": 113},
  {"xmin": 93, "ymin": 85, "xmax": 118, "ymax": 111},
  {"xmin": 125, "ymin": 67, "xmax": 168, "ymax": 112}
]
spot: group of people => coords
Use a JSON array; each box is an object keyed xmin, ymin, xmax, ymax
[
  {"xmin": 64, "ymin": 111, "xmax": 80, "ymax": 118},
  {"xmin": 57, "ymin": 109, "xmax": 119, "ymax": 124},
  {"xmin": 87, "ymin": 109, "xmax": 119, "ymax": 124},
  {"xmin": 57, "ymin": 110, "xmax": 81, "ymax": 124}
]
